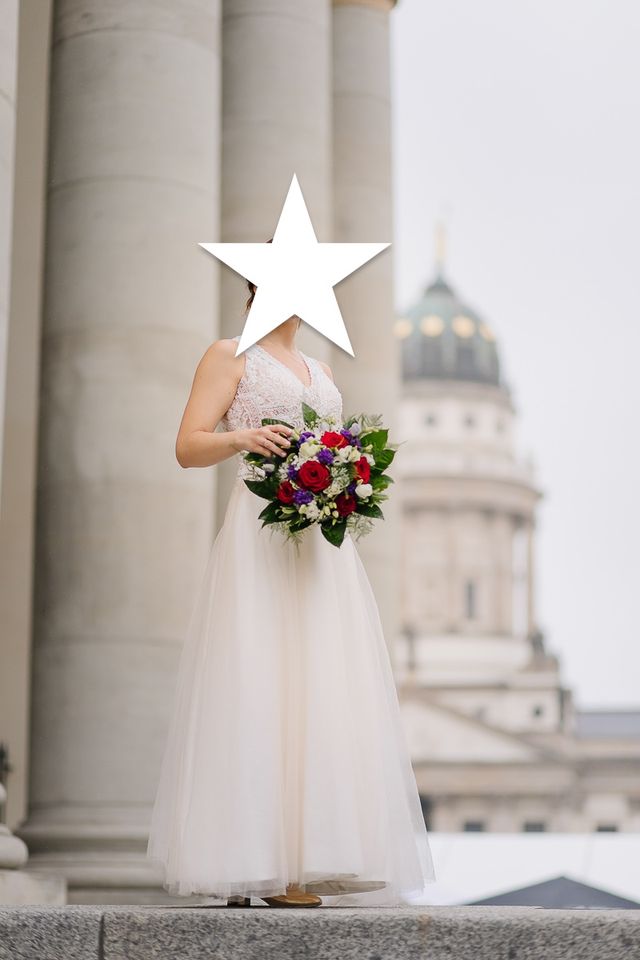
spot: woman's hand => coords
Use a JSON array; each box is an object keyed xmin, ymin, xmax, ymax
[{"xmin": 233, "ymin": 424, "xmax": 294, "ymax": 458}]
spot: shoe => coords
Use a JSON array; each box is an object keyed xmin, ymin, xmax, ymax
[
  {"xmin": 260, "ymin": 885, "xmax": 322, "ymax": 907},
  {"xmin": 226, "ymin": 895, "xmax": 251, "ymax": 907},
  {"xmin": 305, "ymin": 878, "xmax": 387, "ymax": 895}
]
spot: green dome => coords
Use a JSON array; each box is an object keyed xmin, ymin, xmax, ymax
[{"xmin": 395, "ymin": 270, "xmax": 502, "ymax": 386}]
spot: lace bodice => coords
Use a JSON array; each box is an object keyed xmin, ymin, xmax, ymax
[{"xmin": 220, "ymin": 334, "xmax": 344, "ymax": 480}]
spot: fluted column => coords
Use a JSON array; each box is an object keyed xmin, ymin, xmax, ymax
[
  {"xmin": 17, "ymin": 0, "xmax": 221, "ymax": 903},
  {"xmin": 331, "ymin": 0, "xmax": 400, "ymax": 659},
  {"xmin": 216, "ymin": 0, "xmax": 332, "ymax": 522}
]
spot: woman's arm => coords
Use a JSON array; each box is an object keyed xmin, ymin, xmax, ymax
[{"xmin": 175, "ymin": 339, "xmax": 293, "ymax": 469}]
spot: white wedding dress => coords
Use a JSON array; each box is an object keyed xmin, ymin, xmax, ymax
[{"xmin": 146, "ymin": 334, "xmax": 436, "ymax": 905}]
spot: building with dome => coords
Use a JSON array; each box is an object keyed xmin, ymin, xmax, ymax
[{"xmin": 392, "ymin": 229, "xmax": 640, "ymax": 834}]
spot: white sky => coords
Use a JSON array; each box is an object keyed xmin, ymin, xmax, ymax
[{"xmin": 391, "ymin": 0, "xmax": 640, "ymax": 709}]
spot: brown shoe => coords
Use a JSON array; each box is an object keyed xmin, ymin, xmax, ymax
[{"xmin": 260, "ymin": 884, "xmax": 322, "ymax": 907}]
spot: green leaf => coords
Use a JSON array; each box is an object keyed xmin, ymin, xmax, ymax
[
  {"xmin": 321, "ymin": 520, "xmax": 347, "ymax": 548},
  {"xmin": 370, "ymin": 447, "xmax": 396, "ymax": 471},
  {"xmin": 371, "ymin": 473, "xmax": 393, "ymax": 491},
  {"xmin": 360, "ymin": 428, "xmax": 388, "ymax": 450},
  {"xmin": 356, "ymin": 502, "xmax": 384, "ymax": 519},
  {"xmin": 244, "ymin": 479, "xmax": 276, "ymax": 501},
  {"xmin": 261, "ymin": 417, "xmax": 295, "ymax": 429},
  {"xmin": 258, "ymin": 501, "xmax": 284, "ymax": 522},
  {"xmin": 302, "ymin": 401, "xmax": 319, "ymax": 426},
  {"xmin": 289, "ymin": 517, "xmax": 313, "ymax": 532}
]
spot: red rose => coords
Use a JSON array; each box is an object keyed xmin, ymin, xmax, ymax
[
  {"xmin": 297, "ymin": 460, "xmax": 331, "ymax": 492},
  {"xmin": 276, "ymin": 480, "xmax": 296, "ymax": 504},
  {"xmin": 335, "ymin": 492, "xmax": 357, "ymax": 517},
  {"xmin": 321, "ymin": 431, "xmax": 348, "ymax": 449},
  {"xmin": 355, "ymin": 456, "xmax": 370, "ymax": 483}
]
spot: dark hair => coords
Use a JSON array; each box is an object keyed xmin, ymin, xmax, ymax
[{"xmin": 245, "ymin": 237, "xmax": 274, "ymax": 312}]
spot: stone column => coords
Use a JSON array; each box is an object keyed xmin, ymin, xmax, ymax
[
  {"xmin": 331, "ymin": 0, "xmax": 400, "ymax": 659},
  {"xmin": 0, "ymin": 8, "xmax": 38, "ymax": 871},
  {"xmin": 526, "ymin": 515, "xmax": 537, "ymax": 638},
  {"xmin": 216, "ymin": 0, "xmax": 332, "ymax": 523},
  {"xmin": 446, "ymin": 508, "xmax": 459, "ymax": 631},
  {"xmin": 0, "ymin": 0, "xmax": 52, "ymax": 835},
  {"xmin": 16, "ymin": 0, "xmax": 221, "ymax": 903},
  {"xmin": 0, "ymin": 0, "xmax": 18, "ymax": 457}
]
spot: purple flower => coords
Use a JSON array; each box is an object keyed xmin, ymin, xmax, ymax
[
  {"xmin": 293, "ymin": 489, "xmax": 314, "ymax": 505},
  {"xmin": 287, "ymin": 463, "xmax": 299, "ymax": 481},
  {"xmin": 299, "ymin": 431, "xmax": 315, "ymax": 442},
  {"xmin": 317, "ymin": 447, "xmax": 335, "ymax": 465},
  {"xmin": 347, "ymin": 480, "xmax": 357, "ymax": 494}
]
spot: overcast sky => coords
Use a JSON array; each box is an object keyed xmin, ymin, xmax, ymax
[{"xmin": 391, "ymin": 0, "xmax": 640, "ymax": 709}]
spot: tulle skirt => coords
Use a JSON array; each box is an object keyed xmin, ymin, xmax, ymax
[{"xmin": 147, "ymin": 475, "xmax": 436, "ymax": 905}]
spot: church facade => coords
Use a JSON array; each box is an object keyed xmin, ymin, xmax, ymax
[{"xmin": 393, "ymin": 239, "xmax": 640, "ymax": 833}]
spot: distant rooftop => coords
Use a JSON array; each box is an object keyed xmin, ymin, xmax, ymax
[{"xmin": 575, "ymin": 710, "xmax": 640, "ymax": 739}]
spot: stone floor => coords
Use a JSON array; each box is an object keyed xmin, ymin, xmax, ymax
[{"xmin": 1, "ymin": 904, "xmax": 640, "ymax": 960}]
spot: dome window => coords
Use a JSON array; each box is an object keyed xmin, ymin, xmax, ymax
[
  {"xmin": 420, "ymin": 314, "xmax": 444, "ymax": 337},
  {"xmin": 452, "ymin": 315, "xmax": 475, "ymax": 338},
  {"xmin": 393, "ymin": 318, "xmax": 413, "ymax": 339}
]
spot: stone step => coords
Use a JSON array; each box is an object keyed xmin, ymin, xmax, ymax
[{"xmin": 1, "ymin": 904, "xmax": 640, "ymax": 960}]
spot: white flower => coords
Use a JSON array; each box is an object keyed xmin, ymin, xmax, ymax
[
  {"xmin": 363, "ymin": 452, "xmax": 375, "ymax": 466},
  {"xmin": 355, "ymin": 483, "xmax": 373, "ymax": 498},
  {"xmin": 349, "ymin": 421, "xmax": 361, "ymax": 436},
  {"xmin": 253, "ymin": 466, "xmax": 266, "ymax": 479},
  {"xmin": 300, "ymin": 501, "xmax": 321, "ymax": 521},
  {"xmin": 263, "ymin": 462, "xmax": 275, "ymax": 473},
  {"xmin": 298, "ymin": 439, "xmax": 321, "ymax": 460}
]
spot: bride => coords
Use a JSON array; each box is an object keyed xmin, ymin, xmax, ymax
[{"xmin": 146, "ymin": 283, "xmax": 436, "ymax": 908}]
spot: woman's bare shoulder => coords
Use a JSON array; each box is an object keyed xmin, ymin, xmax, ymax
[
  {"xmin": 197, "ymin": 337, "xmax": 243, "ymax": 369},
  {"xmin": 186, "ymin": 338, "xmax": 245, "ymax": 393}
]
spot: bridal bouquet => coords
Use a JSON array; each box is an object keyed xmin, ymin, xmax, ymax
[{"xmin": 242, "ymin": 402, "xmax": 398, "ymax": 548}]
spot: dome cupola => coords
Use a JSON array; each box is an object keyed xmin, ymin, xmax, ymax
[{"xmin": 395, "ymin": 225, "xmax": 503, "ymax": 387}]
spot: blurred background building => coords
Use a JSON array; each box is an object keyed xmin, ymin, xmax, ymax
[{"xmin": 393, "ymin": 228, "xmax": 640, "ymax": 835}]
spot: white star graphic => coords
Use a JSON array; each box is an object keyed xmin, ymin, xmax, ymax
[{"xmin": 198, "ymin": 173, "xmax": 390, "ymax": 356}]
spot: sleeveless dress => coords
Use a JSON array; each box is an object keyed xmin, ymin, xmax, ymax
[{"xmin": 146, "ymin": 335, "xmax": 436, "ymax": 905}]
